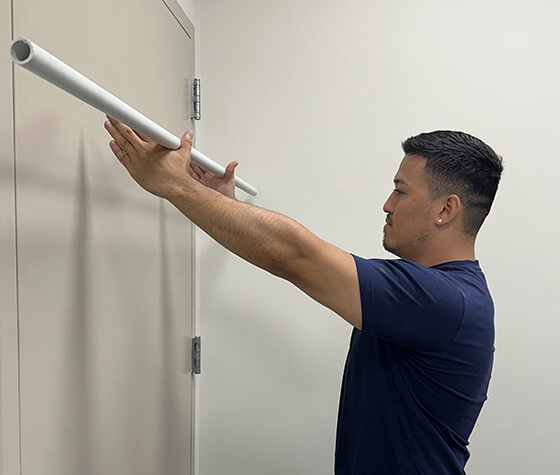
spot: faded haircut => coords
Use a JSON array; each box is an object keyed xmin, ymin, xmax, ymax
[{"xmin": 402, "ymin": 130, "xmax": 503, "ymax": 236}]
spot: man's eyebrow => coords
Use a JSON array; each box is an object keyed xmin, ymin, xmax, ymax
[{"xmin": 393, "ymin": 178, "xmax": 408, "ymax": 186}]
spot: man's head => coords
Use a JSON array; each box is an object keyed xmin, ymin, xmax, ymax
[{"xmin": 382, "ymin": 130, "xmax": 503, "ymax": 262}]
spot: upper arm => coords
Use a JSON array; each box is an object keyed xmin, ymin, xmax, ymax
[
  {"xmin": 281, "ymin": 233, "xmax": 464, "ymax": 351},
  {"xmin": 287, "ymin": 237, "xmax": 363, "ymax": 330}
]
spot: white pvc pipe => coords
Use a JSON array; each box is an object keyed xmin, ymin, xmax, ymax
[{"xmin": 9, "ymin": 37, "xmax": 258, "ymax": 196}]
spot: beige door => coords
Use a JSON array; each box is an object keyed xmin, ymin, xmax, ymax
[
  {"xmin": 3, "ymin": 1, "xmax": 196, "ymax": 474},
  {"xmin": 0, "ymin": 1, "xmax": 19, "ymax": 472}
]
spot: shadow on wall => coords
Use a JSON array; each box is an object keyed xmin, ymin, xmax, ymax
[
  {"xmin": 50, "ymin": 131, "xmax": 189, "ymax": 474},
  {"xmin": 55, "ymin": 129, "xmax": 94, "ymax": 474},
  {"xmin": 0, "ymin": 113, "xmax": 156, "ymax": 216}
]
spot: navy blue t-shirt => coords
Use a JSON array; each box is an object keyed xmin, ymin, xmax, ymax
[{"xmin": 335, "ymin": 257, "xmax": 495, "ymax": 474}]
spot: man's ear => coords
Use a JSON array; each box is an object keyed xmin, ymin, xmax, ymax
[{"xmin": 437, "ymin": 194, "xmax": 461, "ymax": 225}]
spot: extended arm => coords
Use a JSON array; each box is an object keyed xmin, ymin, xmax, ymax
[
  {"xmin": 171, "ymin": 177, "xmax": 361, "ymax": 328},
  {"xmin": 104, "ymin": 117, "xmax": 362, "ymax": 329}
]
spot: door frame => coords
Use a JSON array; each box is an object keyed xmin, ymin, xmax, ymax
[{"xmin": 1, "ymin": 2, "xmax": 197, "ymax": 474}]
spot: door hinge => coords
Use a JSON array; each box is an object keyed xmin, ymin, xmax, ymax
[
  {"xmin": 190, "ymin": 78, "xmax": 201, "ymax": 120},
  {"xmin": 191, "ymin": 336, "xmax": 201, "ymax": 374}
]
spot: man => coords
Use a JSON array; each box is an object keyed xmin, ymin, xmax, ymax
[{"xmin": 104, "ymin": 117, "xmax": 503, "ymax": 474}]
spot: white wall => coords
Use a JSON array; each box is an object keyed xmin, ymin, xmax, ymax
[{"xmin": 197, "ymin": 1, "xmax": 560, "ymax": 474}]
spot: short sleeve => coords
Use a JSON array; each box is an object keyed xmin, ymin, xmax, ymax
[{"xmin": 352, "ymin": 255, "xmax": 465, "ymax": 351}]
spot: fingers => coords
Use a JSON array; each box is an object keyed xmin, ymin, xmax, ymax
[
  {"xmin": 189, "ymin": 161, "xmax": 236, "ymax": 181},
  {"xmin": 190, "ymin": 163, "xmax": 205, "ymax": 176},
  {"xmin": 189, "ymin": 160, "xmax": 238, "ymax": 181},
  {"xmin": 133, "ymin": 130, "xmax": 151, "ymax": 142},
  {"xmin": 189, "ymin": 163, "xmax": 203, "ymax": 180},
  {"xmin": 105, "ymin": 115, "xmax": 141, "ymax": 153},
  {"xmin": 109, "ymin": 140, "xmax": 130, "ymax": 167}
]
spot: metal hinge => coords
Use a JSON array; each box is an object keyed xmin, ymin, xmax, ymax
[
  {"xmin": 190, "ymin": 78, "xmax": 201, "ymax": 120},
  {"xmin": 191, "ymin": 336, "xmax": 201, "ymax": 374}
]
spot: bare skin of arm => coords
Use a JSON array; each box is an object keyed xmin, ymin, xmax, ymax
[{"xmin": 104, "ymin": 117, "xmax": 362, "ymax": 329}]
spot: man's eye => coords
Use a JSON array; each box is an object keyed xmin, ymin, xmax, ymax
[{"xmin": 393, "ymin": 189, "xmax": 404, "ymax": 195}]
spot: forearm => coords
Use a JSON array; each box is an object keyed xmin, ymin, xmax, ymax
[{"xmin": 167, "ymin": 177, "xmax": 312, "ymax": 280}]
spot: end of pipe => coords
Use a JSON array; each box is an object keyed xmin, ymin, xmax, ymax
[{"xmin": 10, "ymin": 38, "xmax": 33, "ymax": 65}]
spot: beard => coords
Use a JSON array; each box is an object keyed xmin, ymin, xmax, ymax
[{"xmin": 382, "ymin": 230, "xmax": 400, "ymax": 256}]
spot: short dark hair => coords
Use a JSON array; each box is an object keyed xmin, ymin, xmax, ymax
[{"xmin": 402, "ymin": 130, "xmax": 503, "ymax": 236}]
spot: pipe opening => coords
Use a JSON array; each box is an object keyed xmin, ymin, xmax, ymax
[{"xmin": 11, "ymin": 40, "xmax": 31, "ymax": 63}]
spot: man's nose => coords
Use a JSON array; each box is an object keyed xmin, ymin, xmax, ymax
[{"xmin": 383, "ymin": 195, "xmax": 392, "ymax": 214}]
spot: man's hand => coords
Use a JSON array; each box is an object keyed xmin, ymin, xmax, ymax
[
  {"xmin": 104, "ymin": 115, "xmax": 195, "ymax": 199},
  {"xmin": 189, "ymin": 161, "xmax": 238, "ymax": 199}
]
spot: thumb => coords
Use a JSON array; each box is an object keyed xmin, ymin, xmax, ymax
[
  {"xmin": 224, "ymin": 161, "xmax": 239, "ymax": 179},
  {"xmin": 181, "ymin": 130, "xmax": 193, "ymax": 152}
]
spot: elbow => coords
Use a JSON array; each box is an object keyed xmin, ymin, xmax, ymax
[
  {"xmin": 268, "ymin": 235, "xmax": 310, "ymax": 284},
  {"xmin": 256, "ymin": 216, "xmax": 317, "ymax": 285},
  {"xmin": 267, "ymin": 246, "xmax": 306, "ymax": 283}
]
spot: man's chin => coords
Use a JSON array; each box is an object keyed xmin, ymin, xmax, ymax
[{"xmin": 382, "ymin": 234, "xmax": 400, "ymax": 257}]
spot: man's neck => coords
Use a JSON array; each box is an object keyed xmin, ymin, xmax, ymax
[{"xmin": 413, "ymin": 240, "xmax": 476, "ymax": 268}]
